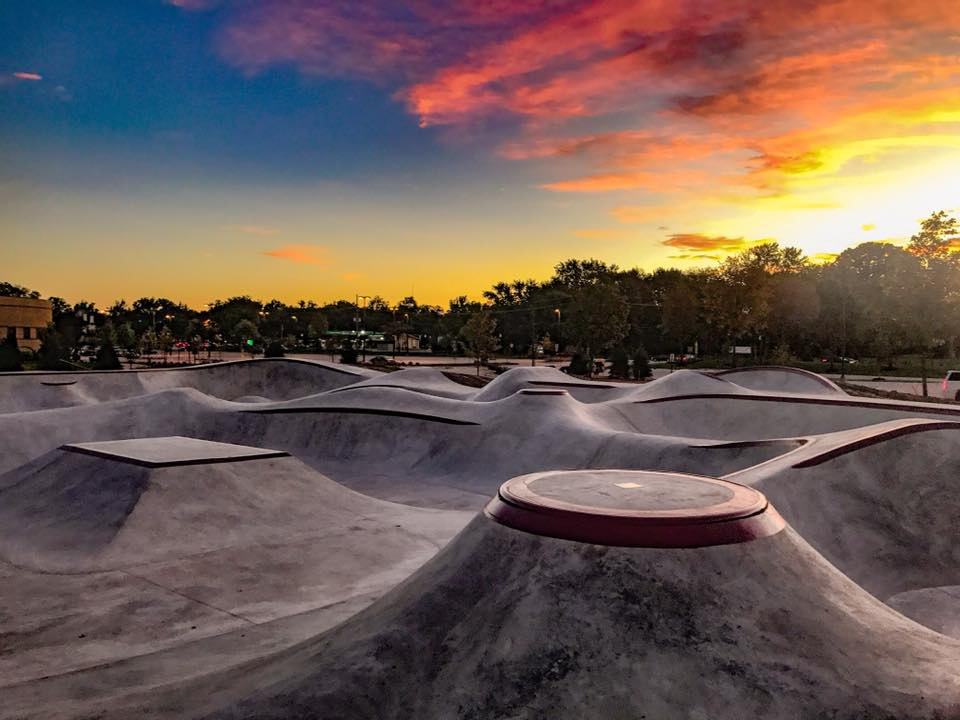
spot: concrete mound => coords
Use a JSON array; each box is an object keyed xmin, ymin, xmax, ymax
[
  {"xmin": 326, "ymin": 367, "xmax": 476, "ymax": 399},
  {"xmin": 618, "ymin": 389, "xmax": 960, "ymax": 440},
  {"xmin": 0, "ymin": 358, "xmax": 370, "ymax": 413},
  {"xmin": 471, "ymin": 366, "xmax": 623, "ymax": 402},
  {"xmin": 713, "ymin": 365, "xmax": 844, "ymax": 395},
  {"xmin": 0, "ymin": 437, "xmax": 466, "ymax": 573},
  {"xmin": 144, "ymin": 470, "xmax": 960, "ymax": 720},
  {"xmin": 739, "ymin": 423, "xmax": 960, "ymax": 601}
]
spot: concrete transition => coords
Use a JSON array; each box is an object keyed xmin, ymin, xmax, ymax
[{"xmin": 0, "ymin": 360, "xmax": 959, "ymax": 718}]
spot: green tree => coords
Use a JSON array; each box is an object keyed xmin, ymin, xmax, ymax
[
  {"xmin": 140, "ymin": 329, "xmax": 158, "ymax": 364},
  {"xmin": 0, "ymin": 282, "xmax": 40, "ymax": 299},
  {"xmin": 115, "ymin": 322, "xmax": 139, "ymax": 369},
  {"xmin": 460, "ymin": 309, "xmax": 499, "ymax": 375},
  {"xmin": 632, "ymin": 348, "xmax": 652, "ymax": 380},
  {"xmin": 609, "ymin": 346, "xmax": 629, "ymax": 379},
  {"xmin": 93, "ymin": 326, "xmax": 121, "ymax": 370},
  {"xmin": 233, "ymin": 319, "xmax": 258, "ymax": 355},
  {"xmin": 908, "ymin": 210, "xmax": 960, "ymax": 262},
  {"xmin": 565, "ymin": 282, "xmax": 629, "ymax": 376},
  {"xmin": 158, "ymin": 326, "xmax": 175, "ymax": 364},
  {"xmin": 38, "ymin": 324, "xmax": 71, "ymax": 370}
]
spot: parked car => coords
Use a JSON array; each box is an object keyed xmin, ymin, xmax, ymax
[{"xmin": 940, "ymin": 370, "xmax": 960, "ymax": 400}]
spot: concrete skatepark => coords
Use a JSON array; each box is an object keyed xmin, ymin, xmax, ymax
[{"xmin": 1, "ymin": 358, "xmax": 960, "ymax": 718}]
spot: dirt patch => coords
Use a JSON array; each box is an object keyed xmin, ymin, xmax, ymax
[
  {"xmin": 441, "ymin": 371, "xmax": 490, "ymax": 388},
  {"xmin": 840, "ymin": 382, "xmax": 960, "ymax": 405}
]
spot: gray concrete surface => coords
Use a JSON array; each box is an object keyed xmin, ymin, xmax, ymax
[{"xmin": 1, "ymin": 361, "xmax": 960, "ymax": 718}]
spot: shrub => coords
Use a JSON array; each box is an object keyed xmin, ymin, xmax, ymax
[
  {"xmin": 93, "ymin": 327, "xmax": 121, "ymax": 370},
  {"xmin": 609, "ymin": 346, "xmax": 629, "ymax": 378},
  {"xmin": 632, "ymin": 349, "xmax": 652, "ymax": 380},
  {"xmin": 567, "ymin": 352, "xmax": 589, "ymax": 375},
  {"xmin": 0, "ymin": 336, "xmax": 23, "ymax": 371},
  {"xmin": 264, "ymin": 340, "xmax": 285, "ymax": 358},
  {"xmin": 339, "ymin": 341, "xmax": 359, "ymax": 364}
]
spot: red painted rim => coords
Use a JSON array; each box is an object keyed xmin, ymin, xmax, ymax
[{"xmin": 486, "ymin": 470, "xmax": 785, "ymax": 548}]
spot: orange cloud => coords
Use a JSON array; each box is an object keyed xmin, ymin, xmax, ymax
[
  {"xmin": 262, "ymin": 244, "xmax": 328, "ymax": 265},
  {"xmin": 12, "ymin": 72, "xmax": 42, "ymax": 81},
  {"xmin": 662, "ymin": 234, "xmax": 758, "ymax": 253}
]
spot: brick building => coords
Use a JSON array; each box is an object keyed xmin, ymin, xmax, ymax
[{"xmin": 0, "ymin": 296, "xmax": 53, "ymax": 352}]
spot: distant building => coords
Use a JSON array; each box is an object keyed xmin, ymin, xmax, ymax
[{"xmin": 0, "ymin": 296, "xmax": 52, "ymax": 352}]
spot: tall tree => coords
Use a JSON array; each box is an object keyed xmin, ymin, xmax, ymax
[{"xmin": 460, "ymin": 309, "xmax": 499, "ymax": 375}]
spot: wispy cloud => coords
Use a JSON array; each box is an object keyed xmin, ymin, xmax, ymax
[
  {"xmin": 262, "ymin": 244, "xmax": 329, "ymax": 265},
  {"xmin": 223, "ymin": 224, "xmax": 280, "ymax": 237},
  {"xmin": 12, "ymin": 72, "xmax": 42, "ymax": 81}
]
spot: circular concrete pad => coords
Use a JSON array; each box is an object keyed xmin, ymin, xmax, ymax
[{"xmin": 487, "ymin": 469, "xmax": 784, "ymax": 548}]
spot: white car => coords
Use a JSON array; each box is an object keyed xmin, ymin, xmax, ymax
[{"xmin": 939, "ymin": 370, "xmax": 960, "ymax": 400}]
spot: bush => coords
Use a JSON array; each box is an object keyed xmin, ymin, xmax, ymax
[
  {"xmin": 38, "ymin": 328, "xmax": 71, "ymax": 370},
  {"xmin": 339, "ymin": 341, "xmax": 358, "ymax": 364},
  {"xmin": 264, "ymin": 340, "xmax": 285, "ymax": 358},
  {"xmin": 567, "ymin": 352, "xmax": 589, "ymax": 375},
  {"xmin": 93, "ymin": 328, "xmax": 121, "ymax": 370},
  {"xmin": 0, "ymin": 336, "xmax": 23, "ymax": 371},
  {"xmin": 632, "ymin": 349, "xmax": 652, "ymax": 380},
  {"xmin": 609, "ymin": 346, "xmax": 629, "ymax": 378}
]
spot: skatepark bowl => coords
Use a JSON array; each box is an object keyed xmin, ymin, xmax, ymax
[{"xmin": 1, "ymin": 358, "xmax": 960, "ymax": 718}]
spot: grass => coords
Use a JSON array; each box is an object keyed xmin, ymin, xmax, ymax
[{"xmin": 687, "ymin": 354, "xmax": 960, "ymax": 379}]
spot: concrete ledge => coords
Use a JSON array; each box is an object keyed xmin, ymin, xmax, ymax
[{"xmin": 61, "ymin": 436, "xmax": 289, "ymax": 468}]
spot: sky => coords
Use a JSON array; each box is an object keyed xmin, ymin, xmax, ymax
[{"xmin": 2, "ymin": 1, "xmax": 960, "ymax": 308}]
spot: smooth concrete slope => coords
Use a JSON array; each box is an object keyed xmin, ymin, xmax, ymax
[
  {"xmin": 725, "ymin": 420, "xmax": 960, "ymax": 637},
  {"xmin": 325, "ymin": 366, "xmax": 478, "ymax": 400},
  {"xmin": 470, "ymin": 366, "xmax": 630, "ymax": 402},
  {"xmin": 0, "ymin": 358, "xmax": 373, "ymax": 413},
  {"xmin": 116, "ymin": 470, "xmax": 960, "ymax": 720},
  {"xmin": 228, "ymin": 386, "xmax": 805, "ymax": 509},
  {"xmin": 617, "ymin": 383, "xmax": 960, "ymax": 440},
  {"xmin": 0, "ymin": 387, "xmax": 230, "ymax": 474},
  {"xmin": 0, "ymin": 437, "xmax": 470, "ymax": 699},
  {"xmin": 712, "ymin": 365, "xmax": 845, "ymax": 395}
]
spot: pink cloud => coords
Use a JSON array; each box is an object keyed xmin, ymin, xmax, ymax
[
  {"xmin": 262, "ymin": 244, "xmax": 328, "ymax": 265},
  {"xmin": 12, "ymin": 72, "xmax": 42, "ymax": 81},
  {"xmin": 209, "ymin": 1, "xmax": 960, "ymax": 207}
]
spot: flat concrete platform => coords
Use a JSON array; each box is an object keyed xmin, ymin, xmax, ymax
[
  {"xmin": 61, "ymin": 436, "xmax": 289, "ymax": 467},
  {"xmin": 488, "ymin": 470, "xmax": 784, "ymax": 548}
]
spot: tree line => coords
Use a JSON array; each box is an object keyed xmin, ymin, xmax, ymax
[{"xmin": 2, "ymin": 210, "xmax": 958, "ymax": 375}]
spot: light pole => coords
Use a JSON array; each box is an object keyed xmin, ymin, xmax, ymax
[
  {"xmin": 554, "ymin": 308, "xmax": 561, "ymax": 356},
  {"xmin": 355, "ymin": 295, "xmax": 370, "ymax": 360}
]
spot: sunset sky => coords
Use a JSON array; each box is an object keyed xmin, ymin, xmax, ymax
[{"xmin": 3, "ymin": 1, "xmax": 959, "ymax": 308}]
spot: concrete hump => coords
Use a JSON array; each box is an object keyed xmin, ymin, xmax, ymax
[
  {"xmin": 712, "ymin": 365, "xmax": 845, "ymax": 395},
  {"xmin": 190, "ymin": 478, "xmax": 960, "ymax": 720},
  {"xmin": 471, "ymin": 366, "xmax": 621, "ymax": 402},
  {"xmin": 0, "ymin": 437, "xmax": 405, "ymax": 573}
]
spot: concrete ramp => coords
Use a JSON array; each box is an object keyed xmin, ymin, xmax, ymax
[
  {"xmin": 0, "ymin": 358, "xmax": 371, "ymax": 413},
  {"xmin": 713, "ymin": 365, "xmax": 845, "ymax": 395},
  {"xmin": 133, "ymin": 470, "xmax": 960, "ymax": 720},
  {"xmin": 736, "ymin": 423, "xmax": 960, "ymax": 601}
]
